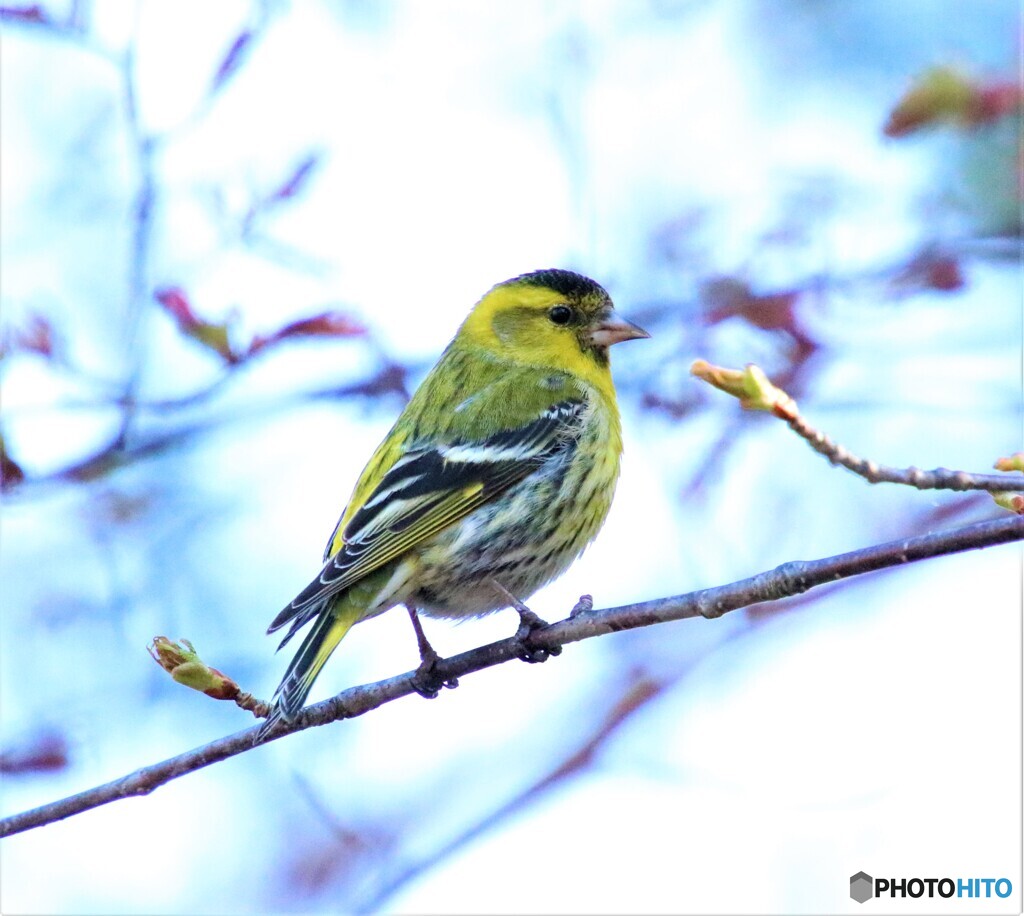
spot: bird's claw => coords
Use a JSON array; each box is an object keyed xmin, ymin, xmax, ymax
[
  {"xmin": 514, "ymin": 607, "xmax": 561, "ymax": 663},
  {"xmin": 406, "ymin": 605, "xmax": 458, "ymax": 697},
  {"xmin": 411, "ymin": 647, "xmax": 458, "ymax": 698}
]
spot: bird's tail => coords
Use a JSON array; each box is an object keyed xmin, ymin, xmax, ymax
[{"xmin": 257, "ymin": 594, "xmax": 363, "ymax": 740}]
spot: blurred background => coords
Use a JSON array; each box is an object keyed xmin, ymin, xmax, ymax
[{"xmin": 1, "ymin": 1, "xmax": 1020, "ymax": 913}]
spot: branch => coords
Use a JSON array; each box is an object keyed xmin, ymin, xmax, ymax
[
  {"xmin": 784, "ymin": 412, "xmax": 1024, "ymax": 493},
  {"xmin": 2, "ymin": 514, "xmax": 1021, "ymax": 839},
  {"xmin": 691, "ymin": 360, "xmax": 1024, "ymax": 494}
]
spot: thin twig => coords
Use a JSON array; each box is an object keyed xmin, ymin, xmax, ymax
[
  {"xmin": 2, "ymin": 514, "xmax": 1020, "ymax": 839},
  {"xmin": 785, "ymin": 413, "xmax": 1024, "ymax": 492},
  {"xmin": 691, "ymin": 360, "xmax": 1024, "ymax": 494}
]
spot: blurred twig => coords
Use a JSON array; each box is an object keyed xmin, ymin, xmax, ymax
[
  {"xmin": 358, "ymin": 607, "xmax": 775, "ymax": 909},
  {"xmin": 0, "ymin": 732, "xmax": 69, "ymax": 775},
  {"xmin": 114, "ymin": 9, "xmax": 157, "ymax": 449},
  {"xmin": 3, "ymin": 362, "xmax": 410, "ymax": 496},
  {"xmin": 356, "ymin": 673, "xmax": 663, "ymax": 912},
  {"xmin": 282, "ymin": 772, "xmax": 393, "ymax": 898},
  {"xmin": 2, "ymin": 513, "xmax": 1020, "ymax": 838}
]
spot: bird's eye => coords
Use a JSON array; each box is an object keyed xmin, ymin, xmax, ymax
[{"xmin": 548, "ymin": 305, "xmax": 573, "ymax": 326}]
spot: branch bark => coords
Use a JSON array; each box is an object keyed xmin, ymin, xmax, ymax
[
  {"xmin": 689, "ymin": 359, "xmax": 1024, "ymax": 495},
  {"xmin": 785, "ymin": 412, "xmax": 1024, "ymax": 492},
  {"xmin": 2, "ymin": 514, "xmax": 1021, "ymax": 839}
]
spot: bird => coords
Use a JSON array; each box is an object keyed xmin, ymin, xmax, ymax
[{"xmin": 259, "ymin": 268, "xmax": 648, "ymax": 738}]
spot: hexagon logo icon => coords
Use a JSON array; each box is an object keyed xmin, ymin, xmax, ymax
[{"xmin": 850, "ymin": 871, "xmax": 873, "ymax": 904}]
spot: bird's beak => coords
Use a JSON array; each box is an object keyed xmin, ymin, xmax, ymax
[{"xmin": 588, "ymin": 309, "xmax": 651, "ymax": 348}]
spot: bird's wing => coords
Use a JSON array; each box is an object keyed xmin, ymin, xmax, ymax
[{"xmin": 267, "ymin": 398, "xmax": 587, "ymax": 644}]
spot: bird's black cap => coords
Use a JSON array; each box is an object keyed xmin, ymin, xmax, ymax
[{"xmin": 510, "ymin": 268, "xmax": 609, "ymax": 301}]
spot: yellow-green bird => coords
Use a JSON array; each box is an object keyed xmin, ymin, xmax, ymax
[{"xmin": 261, "ymin": 269, "xmax": 648, "ymax": 735}]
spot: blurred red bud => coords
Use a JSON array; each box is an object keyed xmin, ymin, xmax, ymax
[
  {"xmin": 885, "ymin": 66, "xmax": 1021, "ymax": 137},
  {"xmin": 974, "ymin": 82, "xmax": 1022, "ymax": 123},
  {"xmin": 924, "ymin": 256, "xmax": 964, "ymax": 291},
  {"xmin": 155, "ymin": 288, "xmax": 363, "ymax": 364},
  {"xmin": 270, "ymin": 311, "xmax": 364, "ymax": 341},
  {"xmin": 0, "ymin": 5, "xmax": 49, "ymax": 23},
  {"xmin": 0, "ymin": 434, "xmax": 25, "ymax": 489},
  {"xmin": 5, "ymin": 314, "xmax": 57, "ymax": 358},
  {"xmin": 248, "ymin": 310, "xmax": 365, "ymax": 356},
  {"xmin": 702, "ymin": 277, "xmax": 801, "ymax": 331},
  {"xmin": 154, "ymin": 286, "xmax": 200, "ymax": 328},
  {"xmin": 154, "ymin": 287, "xmax": 238, "ymax": 363},
  {"xmin": 892, "ymin": 251, "xmax": 965, "ymax": 295},
  {"xmin": 0, "ymin": 732, "xmax": 69, "ymax": 774}
]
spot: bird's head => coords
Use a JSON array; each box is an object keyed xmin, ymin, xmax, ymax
[{"xmin": 458, "ymin": 269, "xmax": 649, "ymax": 384}]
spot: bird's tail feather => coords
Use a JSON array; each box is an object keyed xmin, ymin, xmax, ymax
[{"xmin": 257, "ymin": 596, "xmax": 362, "ymax": 740}]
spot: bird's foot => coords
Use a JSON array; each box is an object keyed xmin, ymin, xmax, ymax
[
  {"xmin": 487, "ymin": 579, "xmax": 561, "ymax": 663},
  {"xmin": 410, "ymin": 644, "xmax": 459, "ymax": 698},
  {"xmin": 406, "ymin": 606, "xmax": 458, "ymax": 698},
  {"xmin": 513, "ymin": 605, "xmax": 562, "ymax": 664}
]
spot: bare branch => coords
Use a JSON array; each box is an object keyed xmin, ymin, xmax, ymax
[
  {"xmin": 691, "ymin": 360, "xmax": 1024, "ymax": 493},
  {"xmin": 784, "ymin": 411, "xmax": 1024, "ymax": 493},
  {"xmin": 2, "ymin": 514, "xmax": 1020, "ymax": 839}
]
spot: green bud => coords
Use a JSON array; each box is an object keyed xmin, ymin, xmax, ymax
[
  {"xmin": 148, "ymin": 637, "xmax": 240, "ymax": 700},
  {"xmin": 994, "ymin": 453, "xmax": 1024, "ymax": 472},
  {"xmin": 690, "ymin": 360, "xmax": 797, "ymax": 418}
]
